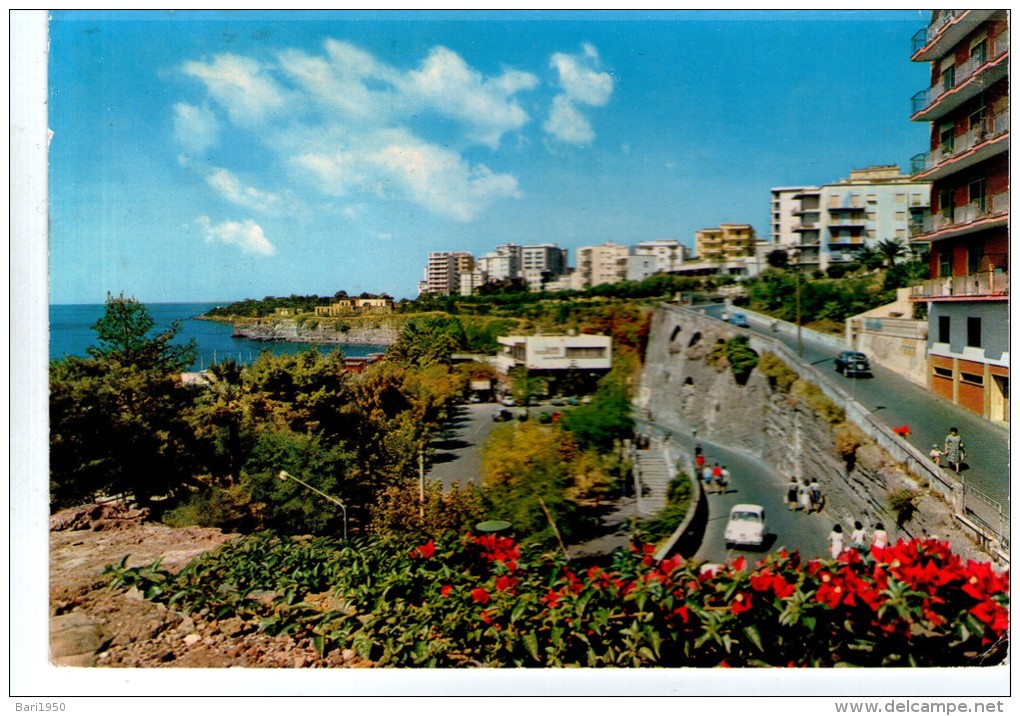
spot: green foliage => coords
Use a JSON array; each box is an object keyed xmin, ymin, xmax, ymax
[
  {"xmin": 791, "ymin": 379, "xmax": 845, "ymax": 425},
  {"xmin": 756, "ymin": 353, "xmax": 798, "ymax": 393},
  {"xmin": 49, "ymin": 357, "xmax": 200, "ymax": 506},
  {"xmin": 109, "ymin": 533, "xmax": 1009, "ymax": 668},
  {"xmin": 369, "ymin": 481, "xmax": 488, "ymax": 539},
  {"xmin": 88, "ymin": 292, "xmax": 197, "ymax": 372},
  {"xmin": 388, "ymin": 316, "xmax": 467, "ymax": 366},
  {"xmin": 161, "ymin": 486, "xmax": 249, "ymax": 530},
  {"xmin": 634, "ymin": 472, "xmax": 693, "ymax": 545},
  {"xmin": 708, "ymin": 336, "xmax": 759, "ymax": 386},
  {"xmin": 560, "ymin": 379, "xmax": 633, "ymax": 452}
]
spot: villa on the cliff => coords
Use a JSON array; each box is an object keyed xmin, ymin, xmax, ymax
[{"xmin": 314, "ymin": 297, "xmax": 394, "ymax": 316}]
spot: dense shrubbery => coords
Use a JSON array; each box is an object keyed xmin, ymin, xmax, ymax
[
  {"xmin": 633, "ymin": 473, "xmax": 693, "ymax": 545},
  {"xmin": 108, "ymin": 532, "xmax": 1009, "ymax": 667},
  {"xmin": 50, "ymin": 296, "xmax": 468, "ymax": 533}
]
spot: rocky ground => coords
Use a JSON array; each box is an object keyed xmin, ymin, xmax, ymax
[{"xmin": 49, "ymin": 502, "xmax": 369, "ymax": 668}]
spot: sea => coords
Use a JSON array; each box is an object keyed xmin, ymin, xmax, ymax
[{"xmin": 49, "ymin": 302, "xmax": 389, "ymax": 372}]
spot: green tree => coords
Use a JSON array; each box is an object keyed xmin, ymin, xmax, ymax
[
  {"xmin": 875, "ymin": 239, "xmax": 909, "ymax": 269},
  {"xmin": 88, "ymin": 293, "xmax": 196, "ymax": 372},
  {"xmin": 388, "ymin": 316, "xmax": 466, "ymax": 366}
]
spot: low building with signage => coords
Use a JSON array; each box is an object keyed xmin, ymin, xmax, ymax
[{"xmin": 495, "ymin": 335, "xmax": 612, "ymax": 397}]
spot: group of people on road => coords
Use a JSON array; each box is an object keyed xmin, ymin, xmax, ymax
[
  {"xmin": 695, "ymin": 445, "xmax": 732, "ymax": 495},
  {"xmin": 786, "ymin": 476, "xmax": 823, "ymax": 513},
  {"xmin": 829, "ymin": 520, "xmax": 889, "ymax": 559}
]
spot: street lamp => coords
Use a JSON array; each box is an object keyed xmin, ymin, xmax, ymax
[{"xmin": 278, "ymin": 470, "xmax": 347, "ymax": 541}]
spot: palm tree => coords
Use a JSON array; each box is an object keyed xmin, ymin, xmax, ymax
[
  {"xmin": 875, "ymin": 238, "xmax": 909, "ymax": 268},
  {"xmin": 853, "ymin": 245, "xmax": 884, "ymax": 271}
]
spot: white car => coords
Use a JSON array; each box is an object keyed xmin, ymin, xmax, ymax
[{"xmin": 724, "ymin": 504, "xmax": 767, "ymax": 549}]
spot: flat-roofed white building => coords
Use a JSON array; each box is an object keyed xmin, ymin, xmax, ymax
[{"xmin": 495, "ymin": 334, "xmax": 612, "ymax": 374}]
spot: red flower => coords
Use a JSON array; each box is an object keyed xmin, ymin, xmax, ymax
[
  {"xmin": 816, "ymin": 575, "xmax": 846, "ymax": 609},
  {"xmin": 731, "ymin": 556, "xmax": 747, "ymax": 572},
  {"xmin": 494, "ymin": 574, "xmax": 518, "ymax": 593},
  {"xmin": 731, "ymin": 592, "xmax": 753, "ymax": 615},
  {"xmin": 480, "ymin": 609, "xmax": 494, "ymax": 625},
  {"xmin": 750, "ymin": 569, "xmax": 774, "ymax": 592},
  {"xmin": 440, "ymin": 584, "xmax": 453, "ymax": 598},
  {"xmin": 672, "ymin": 605, "xmax": 691, "ymax": 623},
  {"xmin": 770, "ymin": 575, "xmax": 796, "ymax": 599},
  {"xmin": 962, "ymin": 561, "xmax": 1007, "ymax": 601},
  {"xmin": 541, "ymin": 589, "xmax": 562, "ymax": 608},
  {"xmin": 472, "ymin": 587, "xmax": 490, "ymax": 605},
  {"xmin": 414, "ymin": 540, "xmax": 435, "ymax": 559},
  {"xmin": 970, "ymin": 599, "xmax": 1009, "ymax": 636},
  {"xmin": 660, "ymin": 555, "xmax": 684, "ymax": 574}
]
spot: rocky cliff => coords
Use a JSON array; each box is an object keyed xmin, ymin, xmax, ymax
[
  {"xmin": 639, "ymin": 305, "xmax": 985, "ymax": 561},
  {"xmin": 232, "ymin": 319, "xmax": 400, "ymax": 346}
]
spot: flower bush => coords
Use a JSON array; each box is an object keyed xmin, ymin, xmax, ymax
[{"xmin": 106, "ymin": 533, "xmax": 1008, "ymax": 668}]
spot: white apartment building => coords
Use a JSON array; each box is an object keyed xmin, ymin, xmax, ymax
[
  {"xmin": 521, "ymin": 244, "xmax": 569, "ymax": 291},
  {"xmin": 633, "ymin": 239, "xmax": 689, "ymax": 274},
  {"xmin": 477, "ymin": 243, "xmax": 522, "ymax": 283},
  {"xmin": 575, "ymin": 242, "xmax": 629, "ymax": 289},
  {"xmin": 771, "ymin": 166, "xmax": 931, "ymax": 271},
  {"xmin": 419, "ymin": 251, "xmax": 474, "ymax": 296},
  {"xmin": 495, "ymin": 334, "xmax": 612, "ymax": 374}
]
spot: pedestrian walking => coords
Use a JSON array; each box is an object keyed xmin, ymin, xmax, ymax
[
  {"xmin": 720, "ymin": 465, "xmax": 731, "ymax": 494},
  {"xmin": 871, "ymin": 522, "xmax": 889, "ymax": 551},
  {"xmin": 829, "ymin": 524, "xmax": 844, "ymax": 559},
  {"xmin": 797, "ymin": 480, "xmax": 811, "ymax": 512},
  {"xmin": 809, "ymin": 479, "xmax": 822, "ymax": 513},
  {"xmin": 695, "ymin": 453, "xmax": 706, "ymax": 472},
  {"xmin": 849, "ymin": 520, "xmax": 867, "ymax": 550},
  {"xmin": 943, "ymin": 427, "xmax": 966, "ymax": 474},
  {"xmin": 711, "ymin": 463, "xmax": 723, "ymax": 494},
  {"xmin": 786, "ymin": 476, "xmax": 799, "ymax": 511},
  {"xmin": 929, "ymin": 444, "xmax": 943, "ymax": 466},
  {"xmin": 702, "ymin": 465, "xmax": 713, "ymax": 492}
]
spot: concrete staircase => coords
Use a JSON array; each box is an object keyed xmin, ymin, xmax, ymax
[{"xmin": 634, "ymin": 445, "xmax": 672, "ymax": 515}]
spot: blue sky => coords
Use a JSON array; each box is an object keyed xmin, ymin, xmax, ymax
[{"xmin": 47, "ymin": 10, "xmax": 933, "ymax": 304}]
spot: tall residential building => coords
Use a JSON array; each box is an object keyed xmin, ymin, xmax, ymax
[
  {"xmin": 477, "ymin": 243, "xmax": 522, "ymax": 283},
  {"xmin": 770, "ymin": 167, "xmax": 931, "ymax": 271},
  {"xmin": 633, "ymin": 239, "xmax": 689, "ymax": 273},
  {"xmin": 907, "ymin": 10, "xmax": 1009, "ymax": 424},
  {"xmin": 694, "ymin": 224, "xmax": 756, "ymax": 262},
  {"xmin": 419, "ymin": 251, "xmax": 474, "ymax": 296},
  {"xmin": 521, "ymin": 244, "xmax": 569, "ymax": 291},
  {"xmin": 575, "ymin": 242, "xmax": 629, "ymax": 289}
]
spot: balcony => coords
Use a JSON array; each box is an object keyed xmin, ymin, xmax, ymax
[
  {"xmin": 911, "ymin": 111, "xmax": 1009, "ymax": 180},
  {"xmin": 792, "ymin": 222, "xmax": 818, "ymax": 232},
  {"xmin": 911, "ymin": 10, "xmax": 997, "ymax": 61},
  {"xmin": 911, "ymin": 30, "xmax": 1009, "ymax": 121},
  {"xmin": 911, "ymin": 271, "xmax": 1009, "ymax": 300},
  {"xmin": 914, "ymin": 191, "xmax": 1009, "ymax": 240},
  {"xmin": 828, "ymin": 217, "xmax": 866, "ymax": 227}
]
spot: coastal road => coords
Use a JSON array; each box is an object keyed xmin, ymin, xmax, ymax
[
  {"xmin": 638, "ymin": 419, "xmax": 832, "ymax": 565},
  {"xmin": 702, "ymin": 304, "xmax": 1009, "ymax": 509}
]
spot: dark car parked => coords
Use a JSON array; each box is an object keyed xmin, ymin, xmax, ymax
[{"xmin": 834, "ymin": 350, "xmax": 871, "ymax": 376}]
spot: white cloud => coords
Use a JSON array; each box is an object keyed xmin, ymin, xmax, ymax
[
  {"xmin": 206, "ymin": 167, "xmax": 284, "ymax": 215},
  {"xmin": 181, "ymin": 54, "xmax": 287, "ymax": 126},
  {"xmin": 173, "ymin": 103, "xmax": 218, "ymax": 155},
  {"xmin": 196, "ymin": 216, "xmax": 276, "ymax": 256},
  {"xmin": 543, "ymin": 95, "xmax": 595, "ymax": 146},
  {"xmin": 294, "ymin": 129, "xmax": 522, "ymax": 222},
  {"xmin": 545, "ymin": 44, "xmax": 614, "ymax": 145}
]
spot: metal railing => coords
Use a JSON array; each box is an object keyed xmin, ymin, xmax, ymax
[
  {"xmin": 911, "ymin": 111, "xmax": 1009, "ymax": 174},
  {"xmin": 911, "ymin": 30, "xmax": 1009, "ymax": 115},
  {"xmin": 920, "ymin": 191, "xmax": 1009, "ymax": 235},
  {"xmin": 911, "ymin": 271, "xmax": 1009, "ymax": 299},
  {"xmin": 911, "ymin": 10, "xmax": 962, "ymax": 53}
]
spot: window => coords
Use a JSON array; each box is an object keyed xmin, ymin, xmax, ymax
[
  {"xmin": 895, "ymin": 192, "xmax": 907, "ymax": 204},
  {"xmin": 939, "ymin": 188, "xmax": 955, "ymax": 218},
  {"xmin": 967, "ymin": 317, "xmax": 981, "ymax": 348},
  {"xmin": 938, "ymin": 251, "xmax": 952, "ymax": 278},
  {"xmin": 938, "ymin": 316, "xmax": 951, "ymax": 343},
  {"xmin": 969, "ymin": 105, "xmax": 986, "ymax": 132},
  {"xmin": 961, "ymin": 372, "xmax": 984, "ymax": 386},
  {"xmin": 969, "ymin": 178, "xmax": 987, "ymax": 212},
  {"xmin": 565, "ymin": 346, "xmax": 606, "ymax": 359},
  {"xmin": 939, "ymin": 123, "xmax": 955, "ymax": 153},
  {"xmin": 970, "ymin": 39, "xmax": 988, "ymax": 65},
  {"xmin": 934, "ymin": 366, "xmax": 954, "ymax": 379},
  {"xmin": 968, "ymin": 246, "xmax": 985, "ymax": 275},
  {"xmin": 941, "ymin": 65, "xmax": 955, "ymax": 91}
]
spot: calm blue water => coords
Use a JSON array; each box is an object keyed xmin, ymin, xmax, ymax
[{"xmin": 49, "ymin": 303, "xmax": 388, "ymax": 372}]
